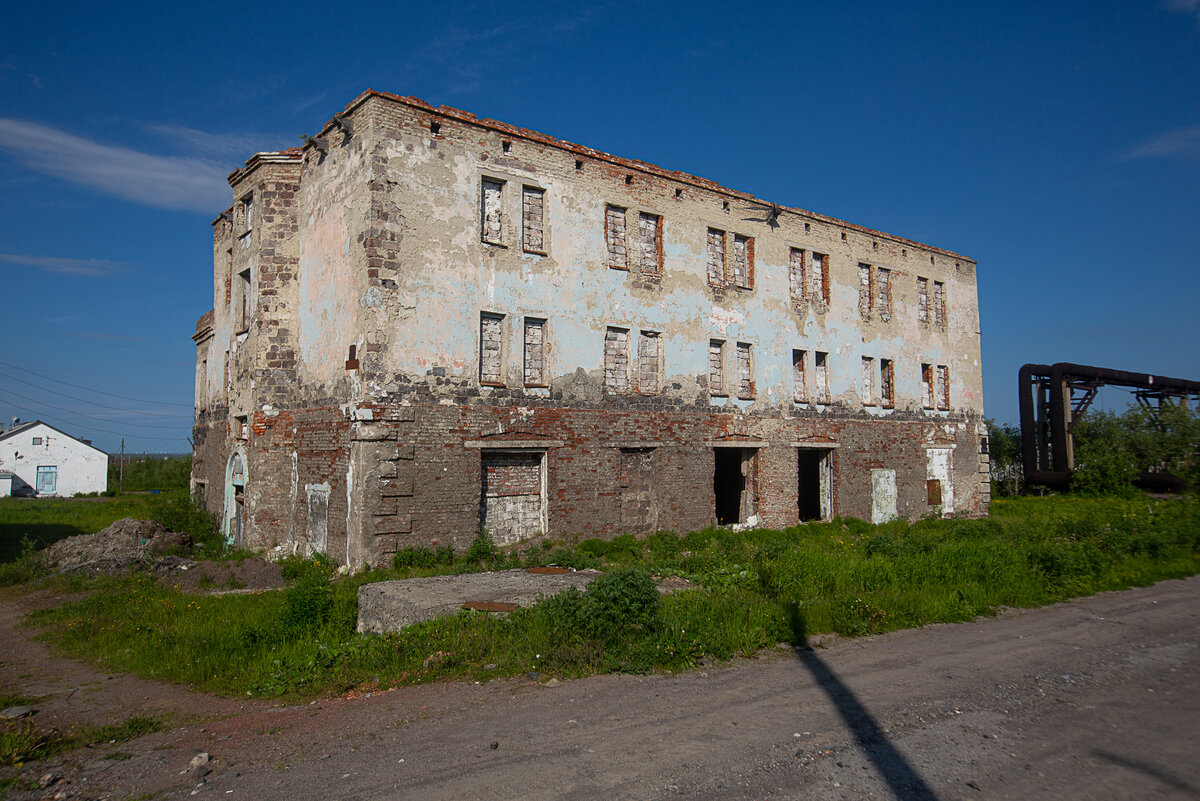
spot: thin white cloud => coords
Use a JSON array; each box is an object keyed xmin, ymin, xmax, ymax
[
  {"xmin": 1166, "ymin": 0, "xmax": 1200, "ymax": 20},
  {"xmin": 0, "ymin": 252, "xmax": 124, "ymax": 277},
  {"xmin": 1123, "ymin": 126, "xmax": 1200, "ymax": 160},
  {"xmin": 0, "ymin": 118, "xmax": 231, "ymax": 212},
  {"xmin": 143, "ymin": 123, "xmax": 285, "ymax": 161}
]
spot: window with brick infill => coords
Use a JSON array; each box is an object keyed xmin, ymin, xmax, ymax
[
  {"xmin": 638, "ymin": 212, "xmax": 662, "ymax": 274},
  {"xmin": 706, "ymin": 228, "xmax": 726, "ymax": 287},
  {"xmin": 789, "ymin": 248, "xmax": 805, "ymax": 309},
  {"xmin": 522, "ymin": 186, "xmax": 545, "ymax": 253},
  {"xmin": 736, "ymin": 343, "xmax": 754, "ymax": 398},
  {"xmin": 861, "ymin": 357, "xmax": 876, "ymax": 405},
  {"xmin": 936, "ymin": 364, "xmax": 950, "ymax": 410},
  {"xmin": 480, "ymin": 313, "xmax": 505, "ymax": 385},
  {"xmin": 604, "ymin": 327, "xmax": 630, "ymax": 394},
  {"xmin": 481, "ymin": 178, "xmax": 504, "ymax": 245},
  {"xmin": 606, "ymin": 205, "xmax": 628, "ymax": 269},
  {"xmin": 638, "ymin": 330, "xmax": 661, "ymax": 394},
  {"xmin": 792, "ymin": 349, "xmax": 807, "ymax": 403},
  {"xmin": 815, "ymin": 351, "xmax": 830, "ymax": 404},
  {"xmin": 922, "ymin": 363, "xmax": 935, "ymax": 409},
  {"xmin": 880, "ymin": 358, "xmax": 895, "ymax": 408},
  {"xmin": 918, "ymin": 277, "xmax": 930, "ymax": 323},
  {"xmin": 933, "ymin": 280, "xmax": 946, "ymax": 327},
  {"xmin": 810, "ymin": 252, "xmax": 829, "ymax": 306},
  {"xmin": 732, "ymin": 235, "xmax": 754, "ymax": 289},
  {"xmin": 858, "ymin": 264, "xmax": 872, "ymax": 318},
  {"xmin": 523, "ymin": 318, "xmax": 546, "ymax": 387},
  {"xmin": 709, "ymin": 339, "xmax": 726, "ymax": 396}
]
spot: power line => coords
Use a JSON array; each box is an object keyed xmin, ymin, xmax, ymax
[
  {"xmin": 0, "ymin": 369, "xmax": 193, "ymax": 418},
  {"xmin": 0, "ymin": 387, "xmax": 191, "ymax": 431},
  {"xmin": 0, "ymin": 395, "xmax": 190, "ymax": 444},
  {"xmin": 0, "ymin": 359, "xmax": 194, "ymax": 407}
]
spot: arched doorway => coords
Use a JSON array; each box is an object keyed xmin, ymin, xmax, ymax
[{"xmin": 225, "ymin": 451, "xmax": 247, "ymax": 547}]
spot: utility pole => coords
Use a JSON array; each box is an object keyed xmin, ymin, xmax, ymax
[{"xmin": 119, "ymin": 438, "xmax": 124, "ymax": 494}]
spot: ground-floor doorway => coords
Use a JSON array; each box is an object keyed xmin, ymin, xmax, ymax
[
  {"xmin": 797, "ymin": 448, "xmax": 833, "ymax": 522},
  {"xmin": 480, "ymin": 451, "xmax": 546, "ymax": 545},
  {"xmin": 713, "ymin": 447, "xmax": 757, "ymax": 525}
]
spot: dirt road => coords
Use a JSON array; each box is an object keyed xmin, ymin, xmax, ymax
[{"xmin": 6, "ymin": 576, "xmax": 1199, "ymax": 800}]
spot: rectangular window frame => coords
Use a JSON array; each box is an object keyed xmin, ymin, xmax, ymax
[
  {"xmin": 936, "ymin": 364, "xmax": 950, "ymax": 410},
  {"xmin": 732, "ymin": 234, "xmax": 754, "ymax": 290},
  {"xmin": 811, "ymin": 252, "xmax": 830, "ymax": 306},
  {"xmin": 788, "ymin": 248, "xmax": 805, "ymax": 309},
  {"xmin": 237, "ymin": 268, "xmax": 252, "ymax": 333},
  {"xmin": 606, "ymin": 205, "xmax": 628, "ymax": 270},
  {"xmin": 604, "ymin": 326, "xmax": 630, "ymax": 395},
  {"xmin": 706, "ymin": 228, "xmax": 727, "ymax": 288},
  {"xmin": 481, "ymin": 178, "xmax": 505, "ymax": 246},
  {"xmin": 858, "ymin": 263, "xmax": 872, "ymax": 319},
  {"xmin": 479, "ymin": 312, "xmax": 506, "ymax": 386},
  {"xmin": 736, "ymin": 342, "xmax": 755, "ymax": 399},
  {"xmin": 921, "ymin": 363, "xmax": 935, "ymax": 409},
  {"xmin": 637, "ymin": 330, "xmax": 661, "ymax": 395},
  {"xmin": 880, "ymin": 358, "xmax": 895, "ymax": 408},
  {"xmin": 933, "ymin": 280, "xmax": 946, "ymax": 328},
  {"xmin": 792, "ymin": 349, "xmax": 808, "ymax": 403},
  {"xmin": 638, "ymin": 212, "xmax": 663, "ymax": 275},
  {"xmin": 861, "ymin": 356, "xmax": 876, "ymax": 406},
  {"xmin": 523, "ymin": 317, "xmax": 547, "ymax": 388},
  {"xmin": 876, "ymin": 267, "xmax": 892, "ymax": 319},
  {"xmin": 521, "ymin": 186, "xmax": 545, "ymax": 254},
  {"xmin": 708, "ymin": 339, "xmax": 726, "ymax": 397},
  {"xmin": 815, "ymin": 351, "xmax": 830, "ymax": 405},
  {"xmin": 917, "ymin": 277, "xmax": 930, "ymax": 324}
]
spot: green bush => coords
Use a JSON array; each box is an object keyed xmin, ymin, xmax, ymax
[
  {"xmin": 393, "ymin": 545, "xmax": 454, "ymax": 569},
  {"xmin": 149, "ymin": 493, "xmax": 222, "ymax": 555},
  {"xmin": 464, "ymin": 531, "xmax": 497, "ymax": 564},
  {"xmin": 0, "ymin": 536, "xmax": 45, "ymax": 587},
  {"xmin": 543, "ymin": 546, "xmax": 600, "ymax": 570},
  {"xmin": 279, "ymin": 570, "xmax": 335, "ymax": 632}
]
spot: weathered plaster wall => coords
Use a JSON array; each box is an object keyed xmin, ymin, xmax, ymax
[{"xmin": 193, "ymin": 90, "xmax": 988, "ymax": 567}]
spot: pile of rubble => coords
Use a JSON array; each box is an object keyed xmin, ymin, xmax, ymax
[{"xmin": 39, "ymin": 518, "xmax": 190, "ymax": 577}]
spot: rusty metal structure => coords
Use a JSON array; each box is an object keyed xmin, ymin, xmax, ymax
[{"xmin": 1019, "ymin": 362, "xmax": 1200, "ymax": 490}]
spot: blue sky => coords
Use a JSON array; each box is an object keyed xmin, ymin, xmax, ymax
[{"xmin": 1, "ymin": 0, "xmax": 1197, "ymax": 454}]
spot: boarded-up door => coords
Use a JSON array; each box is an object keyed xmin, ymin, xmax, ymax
[
  {"xmin": 619, "ymin": 448, "xmax": 656, "ymax": 532},
  {"xmin": 481, "ymin": 452, "xmax": 545, "ymax": 545},
  {"xmin": 871, "ymin": 468, "xmax": 897, "ymax": 524},
  {"xmin": 926, "ymin": 448, "xmax": 954, "ymax": 516}
]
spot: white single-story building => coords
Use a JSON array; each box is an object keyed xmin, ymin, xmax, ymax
[{"xmin": 0, "ymin": 420, "xmax": 108, "ymax": 497}]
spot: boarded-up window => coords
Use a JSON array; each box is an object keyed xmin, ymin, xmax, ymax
[
  {"xmin": 877, "ymin": 267, "xmax": 891, "ymax": 316},
  {"xmin": 706, "ymin": 228, "xmax": 726, "ymax": 287},
  {"xmin": 861, "ymin": 357, "xmax": 875, "ymax": 405},
  {"xmin": 858, "ymin": 264, "xmax": 872, "ymax": 318},
  {"xmin": 789, "ymin": 248, "xmax": 805, "ymax": 308},
  {"xmin": 917, "ymin": 277, "xmax": 930, "ymax": 323},
  {"xmin": 522, "ymin": 186, "xmax": 544, "ymax": 253},
  {"xmin": 933, "ymin": 281, "xmax": 946, "ymax": 327},
  {"xmin": 638, "ymin": 212, "xmax": 661, "ymax": 274},
  {"xmin": 709, "ymin": 339, "xmax": 725, "ymax": 395},
  {"xmin": 922, "ymin": 363, "xmax": 935, "ymax": 408},
  {"xmin": 732, "ymin": 234, "xmax": 753, "ymax": 289},
  {"xmin": 604, "ymin": 327, "xmax": 629, "ymax": 394},
  {"xmin": 480, "ymin": 313, "xmax": 504, "ymax": 385},
  {"xmin": 815, "ymin": 351, "xmax": 830, "ymax": 404},
  {"xmin": 793, "ymin": 349, "xmax": 807, "ymax": 402},
  {"xmin": 638, "ymin": 330, "xmax": 660, "ymax": 394},
  {"xmin": 481, "ymin": 179, "xmax": 504, "ymax": 244},
  {"xmin": 811, "ymin": 252, "xmax": 829, "ymax": 305},
  {"xmin": 523, "ymin": 318, "xmax": 546, "ymax": 386},
  {"xmin": 880, "ymin": 358, "xmax": 895, "ymax": 408},
  {"xmin": 606, "ymin": 205, "xmax": 628, "ymax": 269},
  {"xmin": 936, "ymin": 364, "xmax": 950, "ymax": 410},
  {"xmin": 736, "ymin": 342, "xmax": 753, "ymax": 398}
]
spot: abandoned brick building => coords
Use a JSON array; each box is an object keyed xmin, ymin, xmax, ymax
[{"xmin": 191, "ymin": 89, "xmax": 988, "ymax": 568}]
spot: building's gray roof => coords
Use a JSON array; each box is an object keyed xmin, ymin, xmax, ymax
[{"xmin": 0, "ymin": 420, "xmax": 109, "ymax": 455}]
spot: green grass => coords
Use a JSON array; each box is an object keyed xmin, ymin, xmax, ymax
[
  {"xmin": 0, "ymin": 715, "xmax": 163, "ymax": 767},
  {"xmin": 0, "ymin": 494, "xmax": 165, "ymax": 561},
  {"xmin": 19, "ymin": 495, "xmax": 1200, "ymax": 701}
]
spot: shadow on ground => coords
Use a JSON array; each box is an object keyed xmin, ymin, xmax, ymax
[{"xmin": 789, "ymin": 604, "xmax": 939, "ymax": 800}]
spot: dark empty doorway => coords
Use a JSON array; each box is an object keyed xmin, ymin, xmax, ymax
[
  {"xmin": 714, "ymin": 447, "xmax": 756, "ymax": 525},
  {"xmin": 797, "ymin": 448, "xmax": 833, "ymax": 522}
]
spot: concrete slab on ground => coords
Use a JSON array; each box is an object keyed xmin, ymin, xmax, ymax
[{"xmin": 356, "ymin": 568, "xmax": 601, "ymax": 634}]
